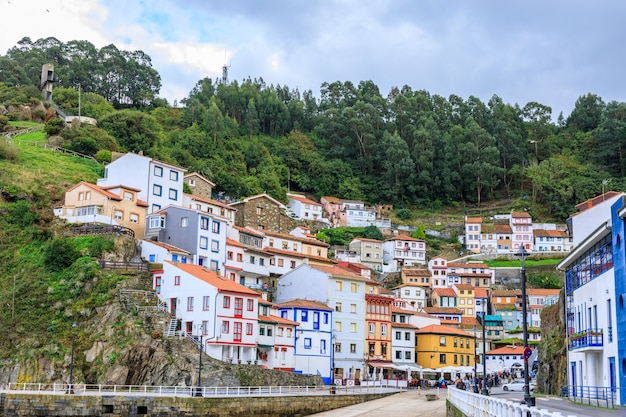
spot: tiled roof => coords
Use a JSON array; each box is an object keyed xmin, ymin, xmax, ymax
[
  {"xmin": 416, "ymin": 324, "xmax": 473, "ymax": 337},
  {"xmin": 494, "ymin": 224, "xmax": 512, "ymax": 233},
  {"xmin": 474, "ymin": 288, "xmax": 489, "ymax": 298},
  {"xmin": 261, "ymin": 229, "xmax": 329, "ymax": 247},
  {"xmin": 226, "ymin": 238, "xmax": 245, "ymax": 248},
  {"xmin": 533, "ymin": 229, "xmax": 568, "ymax": 238},
  {"xmin": 258, "ymin": 315, "xmax": 299, "ymax": 326},
  {"xmin": 310, "ymin": 264, "xmax": 368, "ymax": 279},
  {"xmin": 143, "ymin": 240, "xmax": 190, "ymax": 254},
  {"xmin": 527, "ymin": 288, "xmax": 560, "ymax": 296},
  {"xmin": 454, "ymin": 284, "xmax": 475, "ymax": 291},
  {"xmin": 392, "ymin": 322, "xmax": 418, "ymax": 329},
  {"xmin": 486, "ymin": 345, "xmax": 525, "ymax": 355},
  {"xmin": 278, "ymin": 299, "xmax": 333, "ymax": 311},
  {"xmin": 165, "ymin": 261, "xmax": 260, "ymax": 295},
  {"xmin": 511, "ymin": 211, "xmax": 532, "ymax": 218},
  {"xmin": 387, "ymin": 235, "xmax": 425, "ymax": 242},
  {"xmin": 465, "ymin": 217, "xmax": 482, "ymax": 223},
  {"xmin": 434, "ymin": 287, "xmax": 457, "ymax": 297},
  {"xmin": 424, "ymin": 307, "xmax": 462, "ymax": 315},
  {"xmin": 288, "ymin": 194, "xmax": 321, "ymax": 205},
  {"xmin": 402, "ymin": 269, "xmax": 431, "ymax": 276}
]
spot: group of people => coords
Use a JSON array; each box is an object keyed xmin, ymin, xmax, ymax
[{"xmin": 453, "ymin": 374, "xmax": 500, "ymax": 392}]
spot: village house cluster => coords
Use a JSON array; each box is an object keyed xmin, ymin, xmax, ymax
[{"xmin": 54, "ymin": 152, "xmax": 560, "ymax": 386}]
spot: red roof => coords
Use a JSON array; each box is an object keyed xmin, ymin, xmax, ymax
[
  {"xmin": 416, "ymin": 324, "xmax": 473, "ymax": 337},
  {"xmin": 165, "ymin": 261, "xmax": 260, "ymax": 296},
  {"xmin": 278, "ymin": 299, "xmax": 333, "ymax": 311}
]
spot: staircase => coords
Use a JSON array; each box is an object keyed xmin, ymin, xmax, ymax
[{"xmin": 165, "ymin": 318, "xmax": 178, "ymax": 337}]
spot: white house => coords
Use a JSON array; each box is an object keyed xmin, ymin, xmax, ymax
[
  {"xmin": 390, "ymin": 307, "xmax": 420, "ymax": 378},
  {"xmin": 183, "ymin": 193, "xmax": 236, "ymax": 226},
  {"xmin": 141, "ymin": 239, "xmax": 191, "ymax": 264},
  {"xmin": 278, "ymin": 299, "xmax": 334, "ymax": 384},
  {"xmin": 257, "ymin": 299, "xmax": 299, "ymax": 371},
  {"xmin": 286, "ymin": 193, "xmax": 325, "ymax": 222},
  {"xmin": 97, "ymin": 152, "xmax": 186, "ymax": 214},
  {"xmin": 155, "ymin": 261, "xmax": 261, "ymax": 364},
  {"xmin": 275, "ymin": 264, "xmax": 368, "ymax": 382},
  {"xmin": 557, "ymin": 191, "xmax": 624, "ymax": 405},
  {"xmin": 382, "ymin": 235, "xmax": 427, "ymax": 271}
]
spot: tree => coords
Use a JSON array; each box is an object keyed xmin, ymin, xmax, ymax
[
  {"xmin": 99, "ymin": 109, "xmax": 164, "ymax": 154},
  {"xmin": 566, "ymin": 93, "xmax": 604, "ymax": 133}
]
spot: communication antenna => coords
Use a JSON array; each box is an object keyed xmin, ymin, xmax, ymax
[{"xmin": 221, "ymin": 51, "xmax": 231, "ymax": 85}]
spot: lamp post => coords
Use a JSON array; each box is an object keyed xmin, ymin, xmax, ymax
[
  {"xmin": 67, "ymin": 322, "xmax": 77, "ymax": 394},
  {"xmin": 194, "ymin": 325, "xmax": 204, "ymax": 397},
  {"xmin": 480, "ymin": 309, "xmax": 488, "ymax": 395},
  {"xmin": 515, "ymin": 245, "xmax": 533, "ymax": 406}
]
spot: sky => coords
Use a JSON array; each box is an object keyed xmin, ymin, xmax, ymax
[{"xmin": 1, "ymin": 0, "xmax": 625, "ymax": 118}]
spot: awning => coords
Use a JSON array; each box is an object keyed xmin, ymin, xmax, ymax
[
  {"xmin": 366, "ymin": 361, "xmax": 397, "ymax": 369},
  {"xmin": 257, "ymin": 344, "xmax": 273, "ymax": 349}
]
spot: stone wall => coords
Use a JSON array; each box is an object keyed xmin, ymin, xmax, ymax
[{"xmin": 0, "ymin": 392, "xmax": 393, "ymax": 417}]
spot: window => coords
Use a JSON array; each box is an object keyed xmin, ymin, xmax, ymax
[
  {"xmin": 200, "ymin": 217, "xmax": 209, "ymax": 229},
  {"xmin": 405, "ymin": 332, "xmax": 411, "ymax": 341},
  {"xmin": 234, "ymin": 322, "xmax": 242, "ymax": 341},
  {"xmin": 290, "ymin": 261, "xmax": 296, "ymax": 269},
  {"xmin": 259, "ymin": 326, "xmax": 265, "ymax": 336},
  {"xmin": 113, "ymin": 209, "xmax": 123, "ymax": 220},
  {"xmin": 313, "ymin": 312, "xmax": 320, "ymax": 329},
  {"xmin": 247, "ymin": 299, "xmax": 254, "ymax": 311},
  {"xmin": 212, "ymin": 221, "xmax": 220, "ymax": 233},
  {"xmin": 237, "ymin": 253, "xmax": 243, "ymax": 262},
  {"xmin": 405, "ymin": 351, "xmax": 411, "ymax": 360},
  {"xmin": 304, "ymin": 338, "xmax": 312, "ymax": 349},
  {"xmin": 222, "ymin": 321, "xmax": 230, "ymax": 334},
  {"xmin": 350, "ymin": 304, "xmax": 357, "ymax": 314},
  {"xmin": 396, "ymin": 351, "xmax": 402, "ymax": 360},
  {"xmin": 223, "ymin": 296, "xmax": 230, "ymax": 308},
  {"xmin": 369, "ymin": 323, "xmax": 375, "ymax": 334},
  {"xmin": 439, "ymin": 336, "xmax": 446, "ymax": 346},
  {"xmin": 211, "ymin": 240, "xmax": 219, "ymax": 252},
  {"xmin": 170, "ymin": 170, "xmax": 178, "ymax": 181},
  {"xmin": 301, "ymin": 310, "xmax": 308, "ymax": 321},
  {"xmin": 169, "ymin": 189, "xmax": 177, "ymax": 200},
  {"xmin": 123, "ymin": 191, "xmax": 133, "ymax": 201},
  {"xmin": 199, "ymin": 237, "xmax": 208, "ymax": 249},
  {"xmin": 246, "ymin": 323, "xmax": 253, "ymax": 335},
  {"xmin": 351, "ymin": 283, "xmax": 357, "ymax": 292},
  {"xmin": 154, "ymin": 166, "xmax": 163, "ymax": 177},
  {"xmin": 335, "ymin": 302, "xmax": 342, "ymax": 312},
  {"xmin": 395, "ymin": 331, "xmax": 401, "ymax": 340},
  {"xmin": 130, "ymin": 213, "xmax": 139, "ymax": 223},
  {"xmin": 174, "ymin": 275, "xmax": 181, "ymax": 286},
  {"xmin": 181, "ymin": 217, "xmax": 188, "ymax": 227},
  {"xmin": 187, "ymin": 297, "xmax": 194, "ymax": 311},
  {"xmin": 336, "ymin": 281, "xmax": 343, "ymax": 291},
  {"xmin": 350, "ymin": 343, "xmax": 357, "ymax": 353},
  {"xmin": 152, "ymin": 185, "xmax": 162, "ymax": 196},
  {"xmin": 335, "ymin": 343, "xmax": 342, "ymax": 353},
  {"xmin": 256, "ymin": 207, "xmax": 263, "ymax": 215},
  {"xmin": 277, "ymin": 259, "xmax": 284, "ymax": 267},
  {"xmin": 381, "ymin": 324, "xmax": 387, "ymax": 336},
  {"xmin": 234, "ymin": 297, "xmax": 243, "ymax": 317},
  {"xmin": 227, "ymin": 251, "xmax": 234, "ymax": 260},
  {"xmin": 439, "ymin": 353, "xmax": 446, "ymax": 364}
]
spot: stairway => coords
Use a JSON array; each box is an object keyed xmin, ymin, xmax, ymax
[{"xmin": 165, "ymin": 318, "xmax": 177, "ymax": 337}]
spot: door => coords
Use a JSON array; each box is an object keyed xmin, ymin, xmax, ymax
[
  {"xmin": 609, "ymin": 357, "xmax": 616, "ymax": 393},
  {"xmin": 570, "ymin": 361, "xmax": 576, "ymax": 397},
  {"xmin": 170, "ymin": 298, "xmax": 177, "ymax": 316}
]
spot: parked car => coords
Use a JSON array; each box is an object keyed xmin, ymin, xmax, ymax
[{"xmin": 502, "ymin": 380, "xmax": 536, "ymax": 392}]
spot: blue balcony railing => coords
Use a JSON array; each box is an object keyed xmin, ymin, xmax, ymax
[{"xmin": 569, "ymin": 329, "xmax": 603, "ymax": 350}]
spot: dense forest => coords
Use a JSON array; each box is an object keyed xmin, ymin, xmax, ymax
[{"xmin": 1, "ymin": 36, "xmax": 624, "ymax": 221}]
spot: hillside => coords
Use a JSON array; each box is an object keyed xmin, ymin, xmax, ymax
[{"xmin": 0, "ymin": 127, "xmax": 321, "ymax": 387}]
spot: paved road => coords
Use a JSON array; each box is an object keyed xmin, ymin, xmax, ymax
[
  {"xmin": 307, "ymin": 388, "xmax": 625, "ymax": 417},
  {"xmin": 308, "ymin": 389, "xmax": 446, "ymax": 417}
]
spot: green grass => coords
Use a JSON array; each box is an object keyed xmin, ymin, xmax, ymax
[{"xmin": 483, "ymin": 258, "xmax": 562, "ymax": 268}]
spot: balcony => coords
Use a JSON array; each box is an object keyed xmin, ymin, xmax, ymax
[{"xmin": 569, "ymin": 329, "xmax": 603, "ymax": 351}]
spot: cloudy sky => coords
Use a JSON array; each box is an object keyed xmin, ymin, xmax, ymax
[{"xmin": 1, "ymin": 0, "xmax": 624, "ymax": 118}]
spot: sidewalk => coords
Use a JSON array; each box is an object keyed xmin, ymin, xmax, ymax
[{"xmin": 307, "ymin": 388, "xmax": 447, "ymax": 417}]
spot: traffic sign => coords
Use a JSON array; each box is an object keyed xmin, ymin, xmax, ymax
[{"xmin": 523, "ymin": 347, "xmax": 532, "ymax": 362}]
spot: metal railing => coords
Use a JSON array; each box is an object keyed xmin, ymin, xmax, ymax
[
  {"xmin": 3, "ymin": 383, "xmax": 401, "ymax": 398},
  {"xmin": 561, "ymin": 384, "xmax": 618, "ymax": 409},
  {"xmin": 71, "ymin": 224, "xmax": 135, "ymax": 238},
  {"xmin": 448, "ymin": 386, "xmax": 569, "ymax": 417}
]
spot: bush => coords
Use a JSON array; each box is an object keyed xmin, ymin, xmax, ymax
[
  {"xmin": 396, "ymin": 208, "xmax": 413, "ymax": 220},
  {"xmin": 0, "ymin": 139, "xmax": 19, "ymax": 161},
  {"xmin": 95, "ymin": 149, "xmax": 112, "ymax": 163},
  {"xmin": 43, "ymin": 238, "xmax": 80, "ymax": 272},
  {"xmin": 44, "ymin": 118, "xmax": 65, "ymax": 135},
  {"xmin": 8, "ymin": 200, "xmax": 38, "ymax": 227},
  {"xmin": 71, "ymin": 137, "xmax": 99, "ymax": 156}
]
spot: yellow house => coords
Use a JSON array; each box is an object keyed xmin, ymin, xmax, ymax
[
  {"xmin": 455, "ymin": 284, "xmax": 476, "ymax": 318},
  {"xmin": 57, "ymin": 181, "xmax": 148, "ymax": 238},
  {"xmin": 415, "ymin": 324, "xmax": 475, "ymax": 370}
]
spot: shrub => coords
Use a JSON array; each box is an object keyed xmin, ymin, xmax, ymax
[
  {"xmin": 43, "ymin": 238, "xmax": 80, "ymax": 272},
  {"xmin": 95, "ymin": 149, "xmax": 112, "ymax": 163},
  {"xmin": 44, "ymin": 118, "xmax": 65, "ymax": 135},
  {"xmin": 0, "ymin": 139, "xmax": 19, "ymax": 161},
  {"xmin": 8, "ymin": 200, "xmax": 38, "ymax": 227},
  {"xmin": 71, "ymin": 137, "xmax": 99, "ymax": 156},
  {"xmin": 396, "ymin": 208, "xmax": 413, "ymax": 220}
]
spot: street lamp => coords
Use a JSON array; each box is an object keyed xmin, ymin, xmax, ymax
[
  {"xmin": 477, "ymin": 307, "xmax": 489, "ymax": 395},
  {"xmin": 194, "ymin": 325, "xmax": 204, "ymax": 397},
  {"xmin": 67, "ymin": 322, "xmax": 77, "ymax": 394},
  {"xmin": 515, "ymin": 245, "xmax": 533, "ymax": 406}
]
